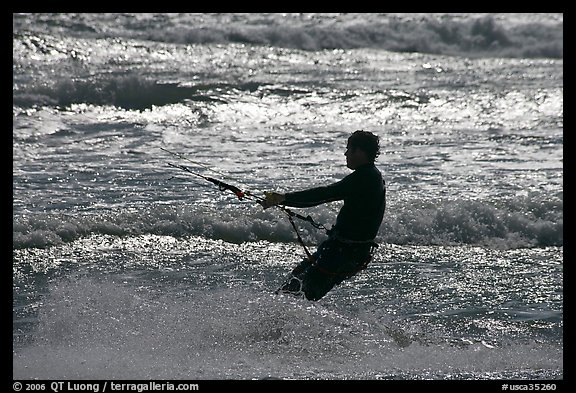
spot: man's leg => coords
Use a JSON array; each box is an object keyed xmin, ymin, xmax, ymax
[
  {"xmin": 300, "ymin": 241, "xmax": 372, "ymax": 301},
  {"xmin": 300, "ymin": 266, "xmax": 341, "ymax": 301},
  {"xmin": 275, "ymin": 240, "xmax": 372, "ymax": 300},
  {"xmin": 275, "ymin": 255, "xmax": 316, "ymax": 296}
]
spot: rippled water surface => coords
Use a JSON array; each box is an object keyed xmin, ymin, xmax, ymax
[{"xmin": 13, "ymin": 13, "xmax": 562, "ymax": 380}]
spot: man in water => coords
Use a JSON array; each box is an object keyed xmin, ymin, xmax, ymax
[{"xmin": 260, "ymin": 130, "xmax": 386, "ymax": 301}]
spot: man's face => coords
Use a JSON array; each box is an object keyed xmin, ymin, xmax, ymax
[{"xmin": 345, "ymin": 145, "xmax": 363, "ymax": 169}]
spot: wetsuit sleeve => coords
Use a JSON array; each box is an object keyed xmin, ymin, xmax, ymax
[{"xmin": 283, "ymin": 175, "xmax": 354, "ymax": 208}]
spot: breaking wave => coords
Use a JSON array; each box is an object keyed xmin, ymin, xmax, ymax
[
  {"xmin": 13, "ymin": 193, "xmax": 563, "ymax": 250},
  {"xmin": 13, "ymin": 13, "xmax": 563, "ymax": 58}
]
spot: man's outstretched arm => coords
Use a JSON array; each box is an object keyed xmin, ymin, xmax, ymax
[{"xmin": 260, "ymin": 177, "xmax": 351, "ymax": 209}]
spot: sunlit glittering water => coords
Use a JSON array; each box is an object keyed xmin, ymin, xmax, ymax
[{"xmin": 13, "ymin": 13, "xmax": 562, "ymax": 380}]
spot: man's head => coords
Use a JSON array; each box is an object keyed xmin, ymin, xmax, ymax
[{"xmin": 345, "ymin": 130, "xmax": 380, "ymax": 169}]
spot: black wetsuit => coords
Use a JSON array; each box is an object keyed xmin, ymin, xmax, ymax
[{"xmin": 277, "ymin": 163, "xmax": 386, "ymax": 300}]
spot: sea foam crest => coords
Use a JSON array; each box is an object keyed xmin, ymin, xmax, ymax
[{"xmin": 13, "ymin": 194, "xmax": 563, "ymax": 250}]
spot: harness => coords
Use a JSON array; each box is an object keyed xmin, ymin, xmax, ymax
[{"xmin": 313, "ymin": 234, "xmax": 378, "ymax": 278}]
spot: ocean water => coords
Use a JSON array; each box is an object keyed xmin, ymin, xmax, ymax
[{"xmin": 13, "ymin": 13, "xmax": 563, "ymax": 380}]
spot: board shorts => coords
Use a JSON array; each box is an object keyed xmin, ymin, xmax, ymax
[{"xmin": 276, "ymin": 237, "xmax": 377, "ymax": 301}]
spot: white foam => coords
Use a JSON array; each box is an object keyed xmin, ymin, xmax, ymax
[{"xmin": 13, "ymin": 276, "xmax": 563, "ymax": 379}]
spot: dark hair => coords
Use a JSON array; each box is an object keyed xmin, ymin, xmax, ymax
[{"xmin": 347, "ymin": 130, "xmax": 380, "ymax": 162}]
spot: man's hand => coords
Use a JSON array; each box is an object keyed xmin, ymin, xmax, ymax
[{"xmin": 260, "ymin": 192, "xmax": 286, "ymax": 209}]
